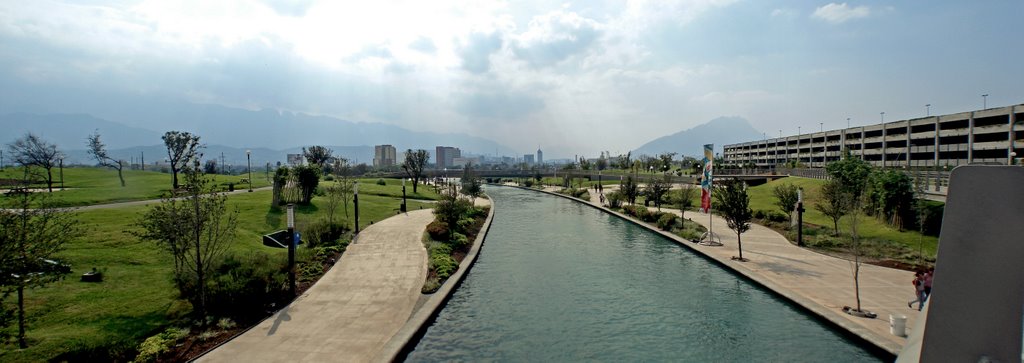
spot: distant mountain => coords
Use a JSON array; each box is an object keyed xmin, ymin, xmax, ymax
[
  {"xmin": 632, "ymin": 116, "xmax": 763, "ymax": 157},
  {"xmin": 1, "ymin": 109, "xmax": 516, "ymax": 164}
]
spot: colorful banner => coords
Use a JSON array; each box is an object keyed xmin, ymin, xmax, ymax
[{"xmin": 700, "ymin": 144, "xmax": 714, "ymax": 213}]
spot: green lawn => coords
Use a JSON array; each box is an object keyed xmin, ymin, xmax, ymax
[
  {"xmin": 746, "ymin": 177, "xmax": 940, "ymax": 259},
  {"xmin": 0, "ymin": 167, "xmax": 271, "ymax": 207},
  {"xmin": 0, "ymin": 183, "xmax": 435, "ymax": 362}
]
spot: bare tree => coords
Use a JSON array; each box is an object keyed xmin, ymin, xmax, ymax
[
  {"xmin": 162, "ymin": 131, "xmax": 201, "ymax": 190},
  {"xmin": 323, "ymin": 181, "xmax": 342, "ymax": 224},
  {"xmin": 6, "ymin": 133, "xmax": 63, "ymax": 192},
  {"xmin": 133, "ymin": 161, "xmax": 238, "ymax": 319},
  {"xmin": 401, "ymin": 149, "xmax": 429, "ymax": 193},
  {"xmin": 675, "ymin": 184, "xmax": 698, "ymax": 219},
  {"xmin": 0, "ymin": 186, "xmax": 82, "ymax": 348},
  {"xmin": 86, "ymin": 130, "xmax": 126, "ymax": 187}
]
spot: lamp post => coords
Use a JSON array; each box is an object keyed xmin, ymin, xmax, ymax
[
  {"xmin": 847, "ymin": 117, "xmax": 851, "ymax": 129},
  {"xmin": 926, "ymin": 104, "xmax": 931, "ymax": 116},
  {"xmin": 881, "ymin": 111, "xmax": 885, "ymax": 123},
  {"xmin": 287, "ymin": 204, "xmax": 296, "ymax": 296},
  {"xmin": 246, "ymin": 150, "xmax": 252, "ymax": 192},
  {"xmin": 1010, "ymin": 152, "xmax": 1017, "ymax": 166},
  {"xmin": 401, "ymin": 178, "xmax": 407, "ymax": 213},
  {"xmin": 59, "ymin": 157, "xmax": 64, "ymax": 191},
  {"xmin": 353, "ymin": 181, "xmax": 359, "ymax": 234},
  {"xmin": 982, "ymin": 94, "xmax": 989, "ymax": 109}
]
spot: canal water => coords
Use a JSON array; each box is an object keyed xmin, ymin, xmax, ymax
[{"xmin": 407, "ymin": 186, "xmax": 884, "ymax": 362}]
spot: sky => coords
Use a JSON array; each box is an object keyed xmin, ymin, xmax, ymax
[{"xmin": 1, "ymin": 0, "xmax": 1022, "ymax": 158}]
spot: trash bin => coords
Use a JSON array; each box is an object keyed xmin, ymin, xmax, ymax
[{"xmin": 890, "ymin": 314, "xmax": 907, "ymax": 337}]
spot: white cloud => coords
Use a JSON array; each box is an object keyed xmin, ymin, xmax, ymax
[{"xmin": 812, "ymin": 2, "xmax": 870, "ymax": 24}]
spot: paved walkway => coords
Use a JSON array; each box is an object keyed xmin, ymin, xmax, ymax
[
  {"xmin": 199, "ymin": 209, "xmax": 435, "ymax": 362},
  {"xmin": 553, "ymin": 184, "xmax": 917, "ymax": 355}
]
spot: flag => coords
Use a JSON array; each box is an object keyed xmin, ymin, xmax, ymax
[{"xmin": 700, "ymin": 144, "xmax": 714, "ymax": 213}]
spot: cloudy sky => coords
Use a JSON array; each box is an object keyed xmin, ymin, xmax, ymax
[{"xmin": 1, "ymin": 0, "xmax": 1021, "ymax": 157}]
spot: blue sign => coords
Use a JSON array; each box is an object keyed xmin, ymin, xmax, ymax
[{"xmin": 294, "ymin": 232, "xmax": 301, "ymax": 246}]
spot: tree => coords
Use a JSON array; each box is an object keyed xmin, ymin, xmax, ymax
[
  {"xmin": 86, "ymin": 130, "xmax": 127, "ymax": 187},
  {"xmin": 294, "ymin": 165, "xmax": 321, "ymax": 204},
  {"xmin": 621, "ymin": 175, "xmax": 639, "ymax": 205},
  {"xmin": 772, "ymin": 183, "xmax": 799, "ymax": 217},
  {"xmin": 658, "ymin": 152, "xmax": 677, "ymax": 172},
  {"xmin": 675, "ymin": 184, "xmax": 698, "ymax": 219},
  {"xmin": 714, "ymin": 179, "xmax": 753, "ymax": 261},
  {"xmin": 133, "ymin": 162, "xmax": 238, "ymax": 319},
  {"xmin": 460, "ymin": 163, "xmax": 483, "ymax": 204},
  {"xmin": 434, "ymin": 183, "xmax": 471, "ymax": 233},
  {"xmin": 331, "ymin": 159, "xmax": 355, "ymax": 220},
  {"xmin": 401, "ymin": 149, "xmax": 429, "ymax": 193},
  {"xmin": 644, "ymin": 175, "xmax": 672, "ymax": 211},
  {"xmin": 596, "ymin": 155, "xmax": 608, "ymax": 171},
  {"xmin": 0, "ymin": 187, "xmax": 82, "ymax": 347},
  {"xmin": 825, "ymin": 150, "xmax": 873, "ymax": 315},
  {"xmin": 866, "ymin": 169, "xmax": 915, "ymax": 229},
  {"xmin": 162, "ymin": 131, "xmax": 201, "ymax": 190},
  {"xmin": 302, "ymin": 146, "xmax": 333, "ymax": 170},
  {"xmin": 815, "ymin": 180, "xmax": 848, "ymax": 236},
  {"xmin": 6, "ymin": 133, "xmax": 63, "ymax": 192},
  {"xmin": 203, "ymin": 159, "xmax": 218, "ymax": 175}
]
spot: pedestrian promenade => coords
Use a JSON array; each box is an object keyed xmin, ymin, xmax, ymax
[
  {"xmin": 198, "ymin": 209, "xmax": 435, "ymax": 362},
  {"xmin": 550, "ymin": 184, "xmax": 917, "ymax": 355}
]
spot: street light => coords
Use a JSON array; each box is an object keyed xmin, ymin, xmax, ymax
[
  {"xmin": 287, "ymin": 203, "xmax": 296, "ymax": 296},
  {"xmin": 401, "ymin": 178, "xmax": 407, "ymax": 213},
  {"xmin": 1010, "ymin": 151, "xmax": 1017, "ymax": 166},
  {"xmin": 925, "ymin": 104, "xmax": 931, "ymax": 116},
  {"xmin": 353, "ymin": 181, "xmax": 360, "ymax": 234},
  {"xmin": 59, "ymin": 157, "xmax": 64, "ymax": 191},
  {"xmin": 847, "ymin": 117, "xmax": 851, "ymax": 129},
  {"xmin": 246, "ymin": 150, "xmax": 252, "ymax": 192},
  {"xmin": 881, "ymin": 111, "xmax": 885, "ymax": 123},
  {"xmin": 982, "ymin": 94, "xmax": 989, "ymax": 109}
]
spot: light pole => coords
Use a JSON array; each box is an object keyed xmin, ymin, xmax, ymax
[
  {"xmin": 353, "ymin": 181, "xmax": 360, "ymax": 234},
  {"xmin": 401, "ymin": 178, "xmax": 407, "ymax": 213},
  {"xmin": 847, "ymin": 117, "xmax": 850, "ymax": 129},
  {"xmin": 287, "ymin": 204, "xmax": 296, "ymax": 296},
  {"xmin": 982, "ymin": 94, "xmax": 989, "ymax": 109},
  {"xmin": 819, "ymin": 122, "xmax": 823, "ymax": 133},
  {"xmin": 1010, "ymin": 152, "xmax": 1017, "ymax": 166},
  {"xmin": 926, "ymin": 104, "xmax": 931, "ymax": 116},
  {"xmin": 881, "ymin": 111, "xmax": 885, "ymax": 123},
  {"xmin": 59, "ymin": 157, "xmax": 64, "ymax": 191},
  {"xmin": 246, "ymin": 150, "xmax": 252, "ymax": 192}
]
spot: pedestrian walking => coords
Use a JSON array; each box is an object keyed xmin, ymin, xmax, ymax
[
  {"xmin": 908, "ymin": 271, "xmax": 926, "ymax": 311},
  {"xmin": 923, "ymin": 267, "xmax": 934, "ymax": 302}
]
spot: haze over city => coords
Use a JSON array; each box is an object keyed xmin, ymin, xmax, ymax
[{"xmin": 1, "ymin": 0, "xmax": 1022, "ymax": 157}]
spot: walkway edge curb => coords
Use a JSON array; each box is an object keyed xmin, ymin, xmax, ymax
[
  {"xmin": 374, "ymin": 195, "xmax": 497, "ymax": 363},
  {"xmin": 527, "ymin": 185, "xmax": 900, "ymax": 358}
]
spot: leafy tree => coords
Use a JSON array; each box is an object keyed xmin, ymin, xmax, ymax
[
  {"xmin": 621, "ymin": 175, "xmax": 639, "ymax": 205},
  {"xmin": 0, "ymin": 186, "xmax": 82, "ymax": 348},
  {"xmin": 772, "ymin": 183, "xmax": 799, "ymax": 217},
  {"xmin": 86, "ymin": 130, "xmax": 127, "ymax": 187},
  {"xmin": 644, "ymin": 175, "xmax": 672, "ymax": 211},
  {"xmin": 825, "ymin": 150, "xmax": 873, "ymax": 314},
  {"xmin": 294, "ymin": 165, "xmax": 321, "ymax": 204},
  {"xmin": 713, "ymin": 179, "xmax": 753, "ymax": 261},
  {"xmin": 434, "ymin": 183, "xmax": 471, "ymax": 233},
  {"xmin": 6, "ymin": 133, "xmax": 63, "ymax": 192},
  {"xmin": 133, "ymin": 162, "xmax": 238, "ymax": 319},
  {"xmin": 674, "ymin": 185, "xmax": 698, "ymax": 219},
  {"xmin": 162, "ymin": 131, "xmax": 201, "ymax": 190},
  {"xmin": 460, "ymin": 163, "xmax": 483, "ymax": 204},
  {"xmin": 203, "ymin": 159, "xmax": 218, "ymax": 174},
  {"xmin": 866, "ymin": 169, "xmax": 915, "ymax": 229},
  {"xmin": 401, "ymin": 149, "xmax": 429, "ymax": 193},
  {"xmin": 815, "ymin": 180, "xmax": 848, "ymax": 236},
  {"xmin": 596, "ymin": 155, "xmax": 608, "ymax": 171},
  {"xmin": 658, "ymin": 152, "xmax": 677, "ymax": 172},
  {"xmin": 302, "ymin": 145, "xmax": 333, "ymax": 169}
]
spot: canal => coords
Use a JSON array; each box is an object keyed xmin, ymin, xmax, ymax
[{"xmin": 407, "ymin": 186, "xmax": 884, "ymax": 362}]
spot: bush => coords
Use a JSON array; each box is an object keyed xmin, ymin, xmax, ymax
[
  {"xmin": 376, "ymin": 178, "xmax": 387, "ymax": 185},
  {"xmin": 134, "ymin": 327, "xmax": 190, "ymax": 363},
  {"xmin": 427, "ymin": 242, "xmax": 457, "ymax": 279},
  {"xmin": 606, "ymin": 191, "xmax": 625, "ymax": 208},
  {"xmin": 205, "ymin": 253, "xmax": 289, "ymax": 321},
  {"xmin": 450, "ymin": 232, "xmax": 470, "ymax": 249},
  {"xmin": 524, "ymin": 179, "xmax": 535, "ymax": 187},
  {"xmin": 324, "ymin": 174, "xmax": 335, "ymax": 181},
  {"xmin": 753, "ymin": 209, "xmax": 767, "ymax": 220},
  {"xmin": 426, "ymin": 220, "xmax": 449, "ymax": 241},
  {"xmin": 304, "ymin": 218, "xmax": 347, "ymax": 248},
  {"xmin": 656, "ymin": 213, "xmax": 679, "ymax": 231},
  {"xmin": 765, "ymin": 210, "xmax": 789, "ymax": 223}
]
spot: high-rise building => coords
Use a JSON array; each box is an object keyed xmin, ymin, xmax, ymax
[
  {"xmin": 524, "ymin": 154, "xmax": 535, "ymax": 165},
  {"xmin": 373, "ymin": 144, "xmax": 397, "ymax": 167},
  {"xmin": 435, "ymin": 146, "xmax": 461, "ymax": 169},
  {"xmin": 536, "ymin": 149, "xmax": 543, "ymax": 165}
]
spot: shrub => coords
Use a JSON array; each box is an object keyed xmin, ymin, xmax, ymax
[
  {"xmin": 606, "ymin": 191, "xmax": 625, "ymax": 208},
  {"xmin": 753, "ymin": 209, "xmax": 767, "ymax": 220},
  {"xmin": 524, "ymin": 179, "xmax": 535, "ymax": 187},
  {"xmin": 205, "ymin": 253, "xmax": 289, "ymax": 321},
  {"xmin": 134, "ymin": 327, "xmax": 190, "ymax": 363},
  {"xmin": 304, "ymin": 218, "xmax": 347, "ymax": 248},
  {"xmin": 450, "ymin": 232, "xmax": 470, "ymax": 249},
  {"xmin": 765, "ymin": 210, "xmax": 789, "ymax": 223},
  {"xmin": 656, "ymin": 213, "xmax": 679, "ymax": 231},
  {"xmin": 427, "ymin": 242, "xmax": 457, "ymax": 279},
  {"xmin": 376, "ymin": 178, "xmax": 387, "ymax": 185},
  {"xmin": 324, "ymin": 174, "xmax": 335, "ymax": 181},
  {"xmin": 426, "ymin": 220, "xmax": 449, "ymax": 241}
]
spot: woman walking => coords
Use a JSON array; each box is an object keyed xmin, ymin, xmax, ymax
[{"xmin": 908, "ymin": 271, "xmax": 926, "ymax": 311}]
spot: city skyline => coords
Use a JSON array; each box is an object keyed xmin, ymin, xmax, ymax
[{"xmin": 1, "ymin": 1, "xmax": 1021, "ymax": 157}]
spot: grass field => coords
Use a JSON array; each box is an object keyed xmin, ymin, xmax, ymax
[
  {"xmin": 0, "ymin": 167, "xmax": 271, "ymax": 207},
  {"xmin": 745, "ymin": 177, "xmax": 939, "ymax": 260},
  {"xmin": 0, "ymin": 180, "xmax": 435, "ymax": 362}
]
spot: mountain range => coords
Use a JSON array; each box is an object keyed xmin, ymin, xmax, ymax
[{"xmin": 632, "ymin": 116, "xmax": 763, "ymax": 158}]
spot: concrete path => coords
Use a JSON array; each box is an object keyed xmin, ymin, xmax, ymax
[
  {"xmin": 560, "ymin": 184, "xmax": 918, "ymax": 355},
  {"xmin": 198, "ymin": 209, "xmax": 434, "ymax": 363}
]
